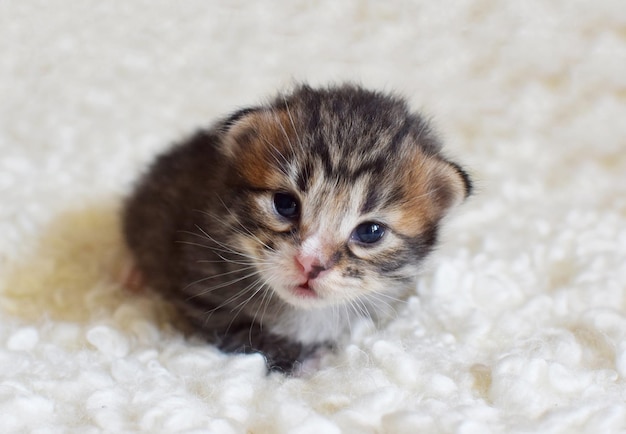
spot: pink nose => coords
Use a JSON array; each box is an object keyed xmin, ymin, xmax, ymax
[{"xmin": 295, "ymin": 254, "xmax": 327, "ymax": 280}]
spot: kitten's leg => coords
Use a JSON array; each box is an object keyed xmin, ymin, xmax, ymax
[
  {"xmin": 119, "ymin": 259, "xmax": 146, "ymax": 293},
  {"xmin": 215, "ymin": 322, "xmax": 317, "ymax": 373},
  {"xmin": 292, "ymin": 345, "xmax": 334, "ymax": 376}
]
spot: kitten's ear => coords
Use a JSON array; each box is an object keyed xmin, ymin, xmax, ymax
[
  {"xmin": 442, "ymin": 159, "xmax": 473, "ymax": 200},
  {"xmin": 217, "ymin": 107, "xmax": 290, "ymax": 160},
  {"xmin": 216, "ymin": 107, "xmax": 262, "ymax": 158},
  {"xmin": 218, "ymin": 107, "xmax": 260, "ymax": 133},
  {"xmin": 428, "ymin": 158, "xmax": 473, "ymax": 213}
]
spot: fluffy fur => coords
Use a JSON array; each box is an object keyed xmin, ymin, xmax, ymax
[
  {"xmin": 123, "ymin": 84, "xmax": 471, "ymax": 371},
  {"xmin": 4, "ymin": 2, "xmax": 625, "ymax": 431}
]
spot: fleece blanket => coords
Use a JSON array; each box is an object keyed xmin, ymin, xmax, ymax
[{"xmin": 1, "ymin": 1, "xmax": 625, "ymax": 432}]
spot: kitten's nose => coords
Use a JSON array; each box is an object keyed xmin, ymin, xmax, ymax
[
  {"xmin": 295, "ymin": 254, "xmax": 327, "ymax": 280},
  {"xmin": 307, "ymin": 264, "xmax": 326, "ymax": 280}
]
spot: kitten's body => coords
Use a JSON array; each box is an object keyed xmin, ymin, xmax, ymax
[{"xmin": 123, "ymin": 84, "xmax": 471, "ymax": 371}]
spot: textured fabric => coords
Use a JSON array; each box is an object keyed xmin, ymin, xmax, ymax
[{"xmin": 1, "ymin": 1, "xmax": 625, "ymax": 432}]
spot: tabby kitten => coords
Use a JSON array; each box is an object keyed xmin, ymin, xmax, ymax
[{"xmin": 123, "ymin": 84, "xmax": 471, "ymax": 372}]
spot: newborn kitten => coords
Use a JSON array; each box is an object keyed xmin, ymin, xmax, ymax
[{"xmin": 123, "ymin": 83, "xmax": 471, "ymax": 372}]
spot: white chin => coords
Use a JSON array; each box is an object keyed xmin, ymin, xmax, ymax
[{"xmin": 273, "ymin": 286, "xmax": 330, "ymax": 310}]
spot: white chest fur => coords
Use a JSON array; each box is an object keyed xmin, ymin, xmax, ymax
[{"xmin": 269, "ymin": 306, "xmax": 366, "ymax": 345}]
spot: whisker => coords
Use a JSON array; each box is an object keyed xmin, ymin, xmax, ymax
[
  {"xmin": 190, "ymin": 207, "xmax": 278, "ymax": 256},
  {"xmin": 343, "ymin": 304, "xmax": 353, "ymax": 336},
  {"xmin": 209, "ymin": 278, "xmax": 263, "ymax": 312},
  {"xmin": 352, "ymin": 297, "xmax": 370, "ymax": 318},
  {"xmin": 229, "ymin": 284, "xmax": 264, "ymax": 313},
  {"xmin": 189, "ymin": 265, "xmax": 256, "ymax": 282},
  {"xmin": 249, "ymin": 283, "xmax": 274, "ymax": 342},
  {"xmin": 181, "ymin": 226, "xmax": 268, "ymax": 263},
  {"xmin": 259, "ymin": 135, "xmax": 291, "ymax": 176},
  {"xmin": 184, "ymin": 269, "xmax": 262, "ymax": 298},
  {"xmin": 378, "ymin": 291, "xmax": 405, "ymax": 303},
  {"xmin": 281, "ymin": 94, "xmax": 305, "ymax": 151},
  {"xmin": 176, "ymin": 239, "xmax": 273, "ymax": 267},
  {"xmin": 196, "ymin": 258, "xmax": 257, "ymax": 266},
  {"xmin": 273, "ymin": 106, "xmax": 298, "ymax": 158},
  {"xmin": 368, "ymin": 292, "xmax": 401, "ymax": 315},
  {"xmin": 199, "ymin": 278, "xmax": 265, "ymax": 330},
  {"xmin": 215, "ymin": 197, "xmax": 277, "ymax": 254},
  {"xmin": 223, "ymin": 282, "xmax": 268, "ymax": 337},
  {"xmin": 260, "ymin": 288, "xmax": 274, "ymax": 325},
  {"xmin": 201, "ymin": 286, "xmax": 256, "ymax": 320},
  {"xmin": 176, "ymin": 235, "xmax": 244, "ymax": 258}
]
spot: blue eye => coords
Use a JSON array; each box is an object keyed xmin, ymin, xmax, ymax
[
  {"xmin": 352, "ymin": 222, "xmax": 385, "ymax": 244},
  {"xmin": 273, "ymin": 192, "xmax": 299, "ymax": 219}
]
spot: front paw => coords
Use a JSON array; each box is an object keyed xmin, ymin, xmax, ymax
[
  {"xmin": 264, "ymin": 340, "xmax": 333, "ymax": 375},
  {"xmin": 247, "ymin": 332, "xmax": 305, "ymax": 374},
  {"xmin": 212, "ymin": 324, "xmax": 316, "ymax": 374},
  {"xmin": 291, "ymin": 345, "xmax": 334, "ymax": 376}
]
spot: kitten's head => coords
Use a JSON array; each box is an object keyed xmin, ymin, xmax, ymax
[{"xmin": 216, "ymin": 84, "xmax": 471, "ymax": 311}]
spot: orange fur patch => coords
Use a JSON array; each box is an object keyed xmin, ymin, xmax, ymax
[
  {"xmin": 396, "ymin": 151, "xmax": 466, "ymax": 236},
  {"xmin": 225, "ymin": 110, "xmax": 296, "ymax": 189}
]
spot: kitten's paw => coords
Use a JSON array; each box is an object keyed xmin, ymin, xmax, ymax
[
  {"xmin": 292, "ymin": 346, "xmax": 333, "ymax": 377},
  {"xmin": 119, "ymin": 260, "xmax": 145, "ymax": 293}
]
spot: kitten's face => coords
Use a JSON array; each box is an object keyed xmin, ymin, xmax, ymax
[{"xmin": 218, "ymin": 87, "xmax": 469, "ymax": 310}]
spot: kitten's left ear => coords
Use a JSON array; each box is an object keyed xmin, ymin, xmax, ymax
[
  {"xmin": 429, "ymin": 158, "xmax": 473, "ymax": 212},
  {"xmin": 443, "ymin": 159, "xmax": 473, "ymax": 199}
]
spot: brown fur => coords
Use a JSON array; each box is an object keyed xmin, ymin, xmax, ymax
[
  {"xmin": 224, "ymin": 110, "xmax": 296, "ymax": 189},
  {"xmin": 123, "ymin": 83, "xmax": 471, "ymax": 372}
]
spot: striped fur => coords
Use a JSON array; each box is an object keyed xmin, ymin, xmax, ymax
[{"xmin": 123, "ymin": 84, "xmax": 471, "ymax": 371}]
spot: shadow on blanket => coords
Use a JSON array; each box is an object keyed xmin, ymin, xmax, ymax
[{"xmin": 1, "ymin": 201, "xmax": 175, "ymax": 327}]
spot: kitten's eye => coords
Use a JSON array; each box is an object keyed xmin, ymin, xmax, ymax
[
  {"xmin": 352, "ymin": 222, "xmax": 386, "ymax": 244},
  {"xmin": 273, "ymin": 192, "xmax": 299, "ymax": 219}
]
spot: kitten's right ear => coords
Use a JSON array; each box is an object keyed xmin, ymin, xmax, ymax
[
  {"xmin": 216, "ymin": 107, "xmax": 264, "ymax": 159},
  {"xmin": 217, "ymin": 108, "xmax": 295, "ymax": 188},
  {"xmin": 217, "ymin": 107, "xmax": 294, "ymax": 161},
  {"xmin": 218, "ymin": 107, "xmax": 261, "ymax": 134}
]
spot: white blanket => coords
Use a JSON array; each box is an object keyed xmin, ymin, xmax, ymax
[{"xmin": 1, "ymin": 1, "xmax": 625, "ymax": 432}]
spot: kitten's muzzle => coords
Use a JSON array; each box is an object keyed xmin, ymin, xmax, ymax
[
  {"xmin": 307, "ymin": 265, "xmax": 326, "ymax": 280},
  {"xmin": 295, "ymin": 253, "xmax": 335, "ymax": 282}
]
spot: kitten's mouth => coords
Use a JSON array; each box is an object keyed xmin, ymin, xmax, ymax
[{"xmin": 293, "ymin": 281, "xmax": 318, "ymax": 299}]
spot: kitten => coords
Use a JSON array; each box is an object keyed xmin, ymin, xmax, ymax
[{"xmin": 123, "ymin": 83, "xmax": 472, "ymax": 372}]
